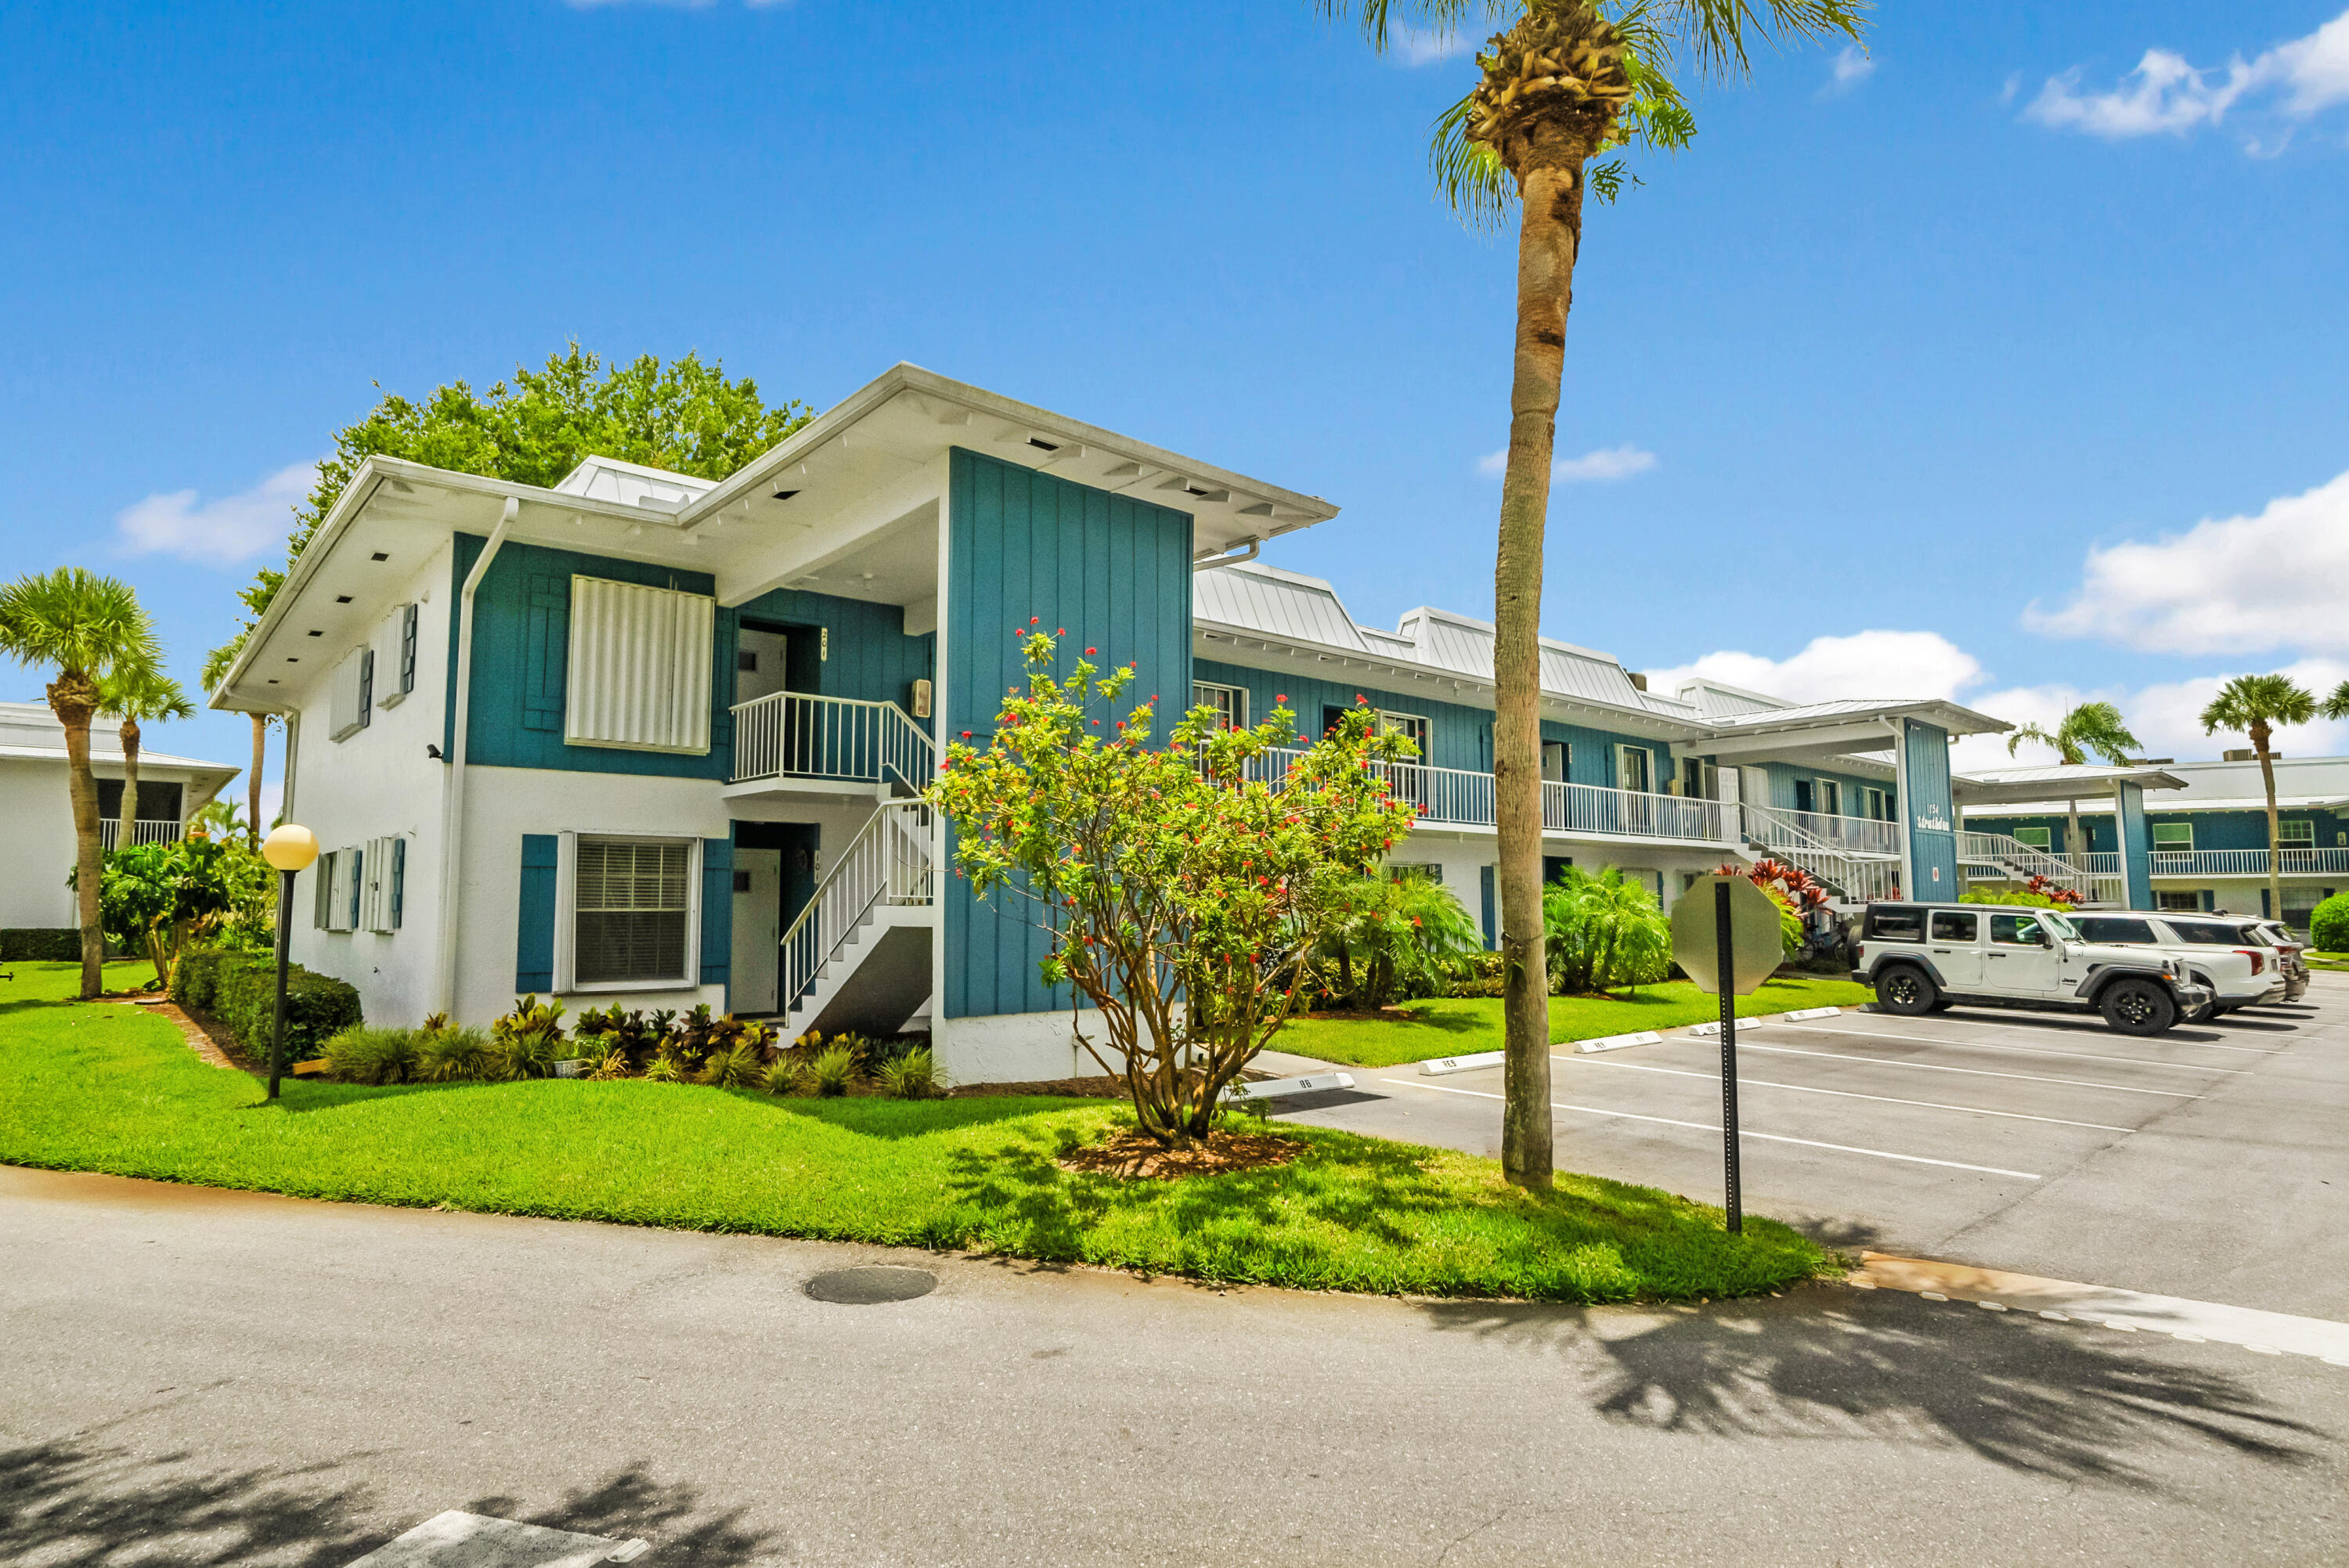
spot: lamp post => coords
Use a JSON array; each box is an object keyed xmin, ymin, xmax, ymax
[{"xmin": 259, "ymin": 824, "xmax": 319, "ymax": 1099}]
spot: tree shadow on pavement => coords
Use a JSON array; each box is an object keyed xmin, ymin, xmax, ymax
[
  {"xmin": 0, "ymin": 1438, "xmax": 380, "ymax": 1567},
  {"xmin": 1416, "ymin": 1289, "xmax": 2331, "ymax": 1491},
  {"xmin": 0, "ymin": 1440, "xmax": 788, "ymax": 1566}
]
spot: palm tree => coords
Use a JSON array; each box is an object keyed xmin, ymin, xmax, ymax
[
  {"xmin": 201, "ymin": 636, "xmax": 270, "ymax": 849},
  {"xmin": 0, "ymin": 568, "xmax": 163, "ymax": 998},
  {"xmin": 2005, "ymin": 700, "xmax": 2142, "ymax": 875},
  {"xmin": 96, "ymin": 664, "xmax": 195, "ymax": 849},
  {"xmin": 2322, "ymin": 681, "xmax": 2349, "ymax": 723},
  {"xmin": 2200, "ymin": 674, "xmax": 2316, "ymax": 928},
  {"xmin": 1319, "ymin": 0, "xmax": 1865, "ymax": 1191}
]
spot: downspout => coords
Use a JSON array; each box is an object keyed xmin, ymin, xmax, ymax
[
  {"xmin": 280, "ymin": 709, "xmax": 301, "ymax": 822},
  {"xmin": 1885, "ymin": 716, "xmax": 1912, "ymax": 900},
  {"xmin": 435, "ymin": 497, "xmax": 518, "ymax": 1017},
  {"xmin": 1192, "ymin": 539, "xmax": 1261, "ymax": 572}
]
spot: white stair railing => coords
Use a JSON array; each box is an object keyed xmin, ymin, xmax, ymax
[
  {"xmin": 733, "ymin": 693, "xmax": 936, "ymax": 788},
  {"xmin": 780, "ymin": 800, "xmax": 935, "ymax": 1022},
  {"xmin": 1740, "ymin": 802, "xmax": 1902, "ymax": 903},
  {"xmin": 97, "ymin": 819, "xmax": 184, "ymax": 852}
]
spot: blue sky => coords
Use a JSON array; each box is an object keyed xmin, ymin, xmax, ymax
[{"xmin": 5, "ymin": 0, "xmax": 2347, "ymax": 806}]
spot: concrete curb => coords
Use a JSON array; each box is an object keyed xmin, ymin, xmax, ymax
[{"xmin": 1687, "ymin": 1005, "xmax": 1845, "ymax": 1037}]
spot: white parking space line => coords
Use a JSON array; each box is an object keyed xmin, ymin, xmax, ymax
[
  {"xmin": 1549, "ymin": 1053, "xmax": 2134, "ymax": 1132},
  {"xmin": 1379, "ymin": 1078, "xmax": 2044, "ymax": 1180},
  {"xmin": 1749, "ymin": 1024, "xmax": 2251, "ymax": 1074},
  {"xmin": 1797, "ymin": 1018, "xmax": 2277, "ymax": 1058},
  {"xmin": 1730, "ymin": 1042, "xmax": 2206, "ymax": 1099}
]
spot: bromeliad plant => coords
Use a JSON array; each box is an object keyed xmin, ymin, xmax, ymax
[{"xmin": 928, "ymin": 629, "xmax": 1419, "ymax": 1148}]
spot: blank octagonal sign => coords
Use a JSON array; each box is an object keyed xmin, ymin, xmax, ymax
[{"xmin": 1669, "ymin": 875, "xmax": 1784, "ymax": 997}]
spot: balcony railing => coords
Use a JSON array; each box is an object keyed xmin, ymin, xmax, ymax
[
  {"xmin": 731, "ymin": 692, "xmax": 935, "ymax": 789},
  {"xmin": 1235, "ymin": 748, "xmax": 1733, "ymax": 845},
  {"xmin": 1745, "ymin": 806, "xmax": 1901, "ymax": 859},
  {"xmin": 2150, "ymin": 847, "xmax": 2349, "ymax": 878},
  {"xmin": 98, "ymin": 819, "xmax": 183, "ymax": 851}
]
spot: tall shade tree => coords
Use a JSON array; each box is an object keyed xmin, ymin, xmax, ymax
[
  {"xmin": 1318, "ymin": 0, "xmax": 1867, "ymax": 1190},
  {"xmin": 0, "ymin": 568, "xmax": 163, "ymax": 997},
  {"xmin": 2005, "ymin": 700, "xmax": 2142, "ymax": 878},
  {"xmin": 2199, "ymin": 674, "xmax": 2316, "ymax": 928},
  {"xmin": 96, "ymin": 664, "xmax": 195, "ymax": 849},
  {"xmin": 200, "ymin": 636, "xmax": 269, "ymax": 849}
]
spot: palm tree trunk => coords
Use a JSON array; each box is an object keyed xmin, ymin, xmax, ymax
[
  {"xmin": 2255, "ymin": 721, "xmax": 2282, "ymax": 925},
  {"xmin": 119, "ymin": 716, "xmax": 142, "ymax": 847},
  {"xmin": 1496, "ymin": 157, "xmax": 1586, "ymax": 1193},
  {"xmin": 49, "ymin": 673, "xmax": 105, "ymax": 1000},
  {"xmin": 248, "ymin": 713, "xmax": 267, "ymax": 848}
]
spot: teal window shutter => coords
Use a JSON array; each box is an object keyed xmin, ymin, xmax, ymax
[
  {"xmin": 522, "ymin": 575, "xmax": 568, "ymax": 732},
  {"xmin": 701, "ymin": 838, "xmax": 734, "ymax": 988},
  {"xmin": 390, "ymin": 837, "xmax": 406, "ymax": 929},
  {"xmin": 1479, "ymin": 864, "xmax": 1496, "ymax": 950},
  {"xmin": 348, "ymin": 849, "xmax": 363, "ymax": 929},
  {"xmin": 399, "ymin": 603, "xmax": 419, "ymax": 695},
  {"xmin": 517, "ymin": 835, "xmax": 558, "ymax": 992}
]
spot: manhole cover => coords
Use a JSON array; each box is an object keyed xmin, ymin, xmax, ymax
[{"xmin": 803, "ymin": 1266, "xmax": 937, "ymax": 1304}]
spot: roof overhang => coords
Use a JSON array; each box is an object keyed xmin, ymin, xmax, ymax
[
  {"xmin": 1951, "ymin": 764, "xmax": 2192, "ymax": 806},
  {"xmin": 1694, "ymin": 700, "xmax": 2009, "ymax": 764}
]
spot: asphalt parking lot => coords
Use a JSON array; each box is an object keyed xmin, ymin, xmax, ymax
[{"xmin": 1267, "ymin": 971, "xmax": 2349, "ymax": 1317}]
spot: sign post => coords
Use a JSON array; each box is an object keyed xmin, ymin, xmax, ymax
[{"xmin": 1670, "ymin": 874, "xmax": 1784, "ymax": 1235}]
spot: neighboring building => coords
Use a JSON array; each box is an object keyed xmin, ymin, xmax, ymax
[
  {"xmin": 0, "ymin": 701, "xmax": 240, "ymax": 929},
  {"xmin": 1967, "ymin": 755, "xmax": 2349, "ymax": 930},
  {"xmin": 205, "ymin": 360, "xmax": 2042, "ymax": 1085}
]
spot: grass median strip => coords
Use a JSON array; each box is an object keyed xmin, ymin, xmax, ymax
[
  {"xmin": 1279, "ymin": 976, "xmax": 1875, "ymax": 1069},
  {"xmin": 0, "ymin": 964, "xmax": 1833, "ymax": 1303}
]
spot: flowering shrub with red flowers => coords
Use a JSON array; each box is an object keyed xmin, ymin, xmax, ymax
[{"xmin": 927, "ymin": 629, "xmax": 1418, "ymax": 1147}]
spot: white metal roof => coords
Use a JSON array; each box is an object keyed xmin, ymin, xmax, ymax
[{"xmin": 1193, "ymin": 562, "xmax": 1369, "ymax": 653}]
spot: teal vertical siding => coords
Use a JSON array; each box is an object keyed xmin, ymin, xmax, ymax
[
  {"xmin": 516, "ymin": 834, "xmax": 557, "ymax": 993},
  {"xmin": 1764, "ymin": 762, "xmax": 1895, "ymax": 816},
  {"xmin": 1479, "ymin": 865, "xmax": 1496, "ymax": 949},
  {"xmin": 1902, "ymin": 720, "xmax": 1958, "ymax": 896},
  {"xmin": 701, "ymin": 837, "xmax": 734, "ymax": 989},
  {"xmin": 2117, "ymin": 783, "xmax": 2153, "ymax": 910},
  {"xmin": 944, "ymin": 449, "xmax": 1194, "ymax": 1021},
  {"xmin": 731, "ymin": 586, "xmax": 937, "ymax": 728},
  {"xmin": 446, "ymin": 535, "xmax": 733, "ymax": 778}
]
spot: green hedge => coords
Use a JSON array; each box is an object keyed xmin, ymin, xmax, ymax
[
  {"xmin": 2, "ymin": 929, "xmax": 84, "ymax": 962},
  {"xmin": 2313, "ymin": 892, "xmax": 2349, "ymax": 954},
  {"xmin": 170, "ymin": 948, "xmax": 362, "ymax": 1065}
]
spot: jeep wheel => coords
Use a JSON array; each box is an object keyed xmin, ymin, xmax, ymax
[
  {"xmin": 1877, "ymin": 965, "xmax": 1939, "ymax": 1017},
  {"xmin": 2099, "ymin": 978, "xmax": 2177, "ymax": 1036}
]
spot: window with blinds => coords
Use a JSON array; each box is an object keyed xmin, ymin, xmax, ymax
[
  {"xmin": 565, "ymin": 576, "xmax": 715, "ymax": 754},
  {"xmin": 574, "ymin": 837, "xmax": 693, "ymax": 985}
]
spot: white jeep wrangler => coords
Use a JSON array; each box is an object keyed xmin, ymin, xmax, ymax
[{"xmin": 1852, "ymin": 902, "xmax": 2215, "ymax": 1036}]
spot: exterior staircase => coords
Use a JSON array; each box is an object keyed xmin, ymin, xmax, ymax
[
  {"xmin": 779, "ymin": 799, "xmax": 938, "ymax": 1040},
  {"xmin": 1956, "ymin": 831, "xmax": 2123, "ymax": 905},
  {"xmin": 1738, "ymin": 802, "xmax": 1903, "ymax": 904}
]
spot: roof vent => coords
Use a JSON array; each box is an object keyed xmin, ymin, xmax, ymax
[
  {"xmin": 2222, "ymin": 748, "xmax": 2268, "ymax": 762},
  {"xmin": 1628, "ymin": 672, "xmax": 1649, "ymax": 691},
  {"xmin": 772, "ymin": 488, "xmax": 799, "ymax": 502},
  {"xmin": 1027, "ymin": 437, "xmax": 1060, "ymax": 452}
]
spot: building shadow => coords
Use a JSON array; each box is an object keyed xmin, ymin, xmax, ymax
[{"xmin": 1413, "ymin": 1288, "xmax": 2329, "ymax": 1490}]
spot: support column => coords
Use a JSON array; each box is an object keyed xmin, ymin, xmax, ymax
[{"xmin": 2116, "ymin": 780, "xmax": 2154, "ymax": 910}]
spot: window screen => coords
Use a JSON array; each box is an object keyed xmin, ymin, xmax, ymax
[
  {"xmin": 2014, "ymin": 827, "xmax": 2051, "ymax": 850},
  {"xmin": 2278, "ymin": 820, "xmax": 2315, "ymax": 846},
  {"xmin": 2152, "ymin": 823, "xmax": 2193, "ymax": 849},
  {"xmin": 575, "ymin": 838, "xmax": 693, "ymax": 985},
  {"xmin": 2076, "ymin": 916, "xmax": 2156, "ymax": 943},
  {"xmin": 1929, "ymin": 910, "xmax": 1977, "ymax": 942}
]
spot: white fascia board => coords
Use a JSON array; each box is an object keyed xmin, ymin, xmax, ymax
[
  {"xmin": 677, "ymin": 363, "xmax": 1341, "ymax": 548},
  {"xmin": 209, "ymin": 458, "xmax": 685, "ymax": 712}
]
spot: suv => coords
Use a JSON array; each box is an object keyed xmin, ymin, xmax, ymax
[
  {"xmin": 2069, "ymin": 913, "xmax": 2290, "ymax": 1016},
  {"xmin": 1853, "ymin": 902, "xmax": 2214, "ymax": 1036},
  {"xmin": 2249, "ymin": 919, "xmax": 2312, "ymax": 1002}
]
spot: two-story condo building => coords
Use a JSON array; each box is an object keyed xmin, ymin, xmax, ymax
[{"xmin": 213, "ymin": 362, "xmax": 2118, "ymax": 1085}]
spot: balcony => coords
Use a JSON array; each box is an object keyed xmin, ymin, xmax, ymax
[
  {"xmin": 2149, "ymin": 847, "xmax": 2349, "ymax": 878},
  {"xmin": 731, "ymin": 692, "xmax": 934, "ymax": 790},
  {"xmin": 1242, "ymin": 748, "xmax": 1735, "ymax": 846},
  {"xmin": 97, "ymin": 819, "xmax": 183, "ymax": 851}
]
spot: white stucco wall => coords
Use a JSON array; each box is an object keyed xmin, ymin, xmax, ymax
[{"xmin": 0, "ymin": 756, "xmax": 235, "ymax": 931}]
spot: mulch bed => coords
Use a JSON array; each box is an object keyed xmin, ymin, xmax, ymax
[
  {"xmin": 1058, "ymin": 1127, "xmax": 1304, "ymax": 1181},
  {"xmin": 950, "ymin": 1075, "xmax": 1128, "ymax": 1100}
]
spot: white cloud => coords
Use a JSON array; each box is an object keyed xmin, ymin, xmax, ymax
[
  {"xmin": 2026, "ymin": 7, "xmax": 2349, "ymax": 139},
  {"xmin": 1644, "ymin": 629, "xmax": 1986, "ymax": 708},
  {"xmin": 1825, "ymin": 45, "xmax": 1875, "ymax": 93},
  {"xmin": 1396, "ymin": 26, "xmax": 1470, "ymax": 67},
  {"xmin": 114, "ymin": 461, "xmax": 316, "ymax": 565},
  {"xmin": 1479, "ymin": 444, "xmax": 1658, "ymax": 483},
  {"xmin": 2025, "ymin": 467, "xmax": 2349, "ymax": 655}
]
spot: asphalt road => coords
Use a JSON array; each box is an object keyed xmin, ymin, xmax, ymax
[
  {"xmin": 1265, "ymin": 972, "xmax": 2349, "ymax": 1320},
  {"xmin": 5, "ymin": 1162, "xmax": 2347, "ymax": 1567}
]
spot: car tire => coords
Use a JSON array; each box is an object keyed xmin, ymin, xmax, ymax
[
  {"xmin": 1877, "ymin": 964, "xmax": 1939, "ymax": 1017},
  {"xmin": 1927, "ymin": 999, "xmax": 1955, "ymax": 1012},
  {"xmin": 2099, "ymin": 978, "xmax": 2178, "ymax": 1036}
]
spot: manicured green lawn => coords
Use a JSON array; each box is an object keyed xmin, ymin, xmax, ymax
[
  {"xmin": 1277, "ymin": 975, "xmax": 1876, "ymax": 1069},
  {"xmin": 2304, "ymin": 950, "xmax": 2349, "ymax": 972},
  {"xmin": 0, "ymin": 962, "xmax": 1832, "ymax": 1303}
]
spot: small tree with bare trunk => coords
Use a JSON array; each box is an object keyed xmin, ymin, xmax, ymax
[{"xmin": 929, "ymin": 629, "xmax": 1417, "ymax": 1148}]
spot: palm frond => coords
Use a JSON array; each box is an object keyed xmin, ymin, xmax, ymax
[
  {"xmin": 0, "ymin": 568, "xmax": 160, "ymax": 683},
  {"xmin": 1318, "ymin": 0, "xmax": 1506, "ymax": 54},
  {"xmin": 1431, "ymin": 90, "xmax": 1517, "ymax": 228},
  {"xmin": 1647, "ymin": 0, "xmax": 1870, "ymax": 80}
]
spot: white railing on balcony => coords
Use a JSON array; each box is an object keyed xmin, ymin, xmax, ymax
[
  {"xmin": 731, "ymin": 692, "xmax": 935, "ymax": 789},
  {"xmin": 1745, "ymin": 805, "xmax": 1902, "ymax": 860},
  {"xmin": 98, "ymin": 819, "xmax": 183, "ymax": 851},
  {"xmin": 1228, "ymin": 748, "xmax": 1733, "ymax": 845},
  {"xmin": 2080, "ymin": 852, "xmax": 2121, "ymax": 876},
  {"xmin": 781, "ymin": 800, "xmax": 935, "ymax": 1017},
  {"xmin": 2149, "ymin": 847, "xmax": 2349, "ymax": 878}
]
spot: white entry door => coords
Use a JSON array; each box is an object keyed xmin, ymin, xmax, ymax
[{"xmin": 731, "ymin": 848, "xmax": 782, "ymax": 1014}]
